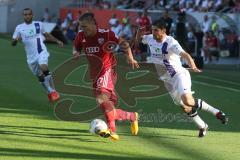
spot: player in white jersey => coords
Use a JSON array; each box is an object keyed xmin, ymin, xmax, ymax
[
  {"xmin": 138, "ymin": 19, "xmax": 228, "ymax": 137},
  {"xmin": 12, "ymin": 8, "xmax": 63, "ymax": 102}
]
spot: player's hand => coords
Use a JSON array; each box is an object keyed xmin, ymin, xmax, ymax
[
  {"xmin": 191, "ymin": 67, "xmax": 202, "ymax": 73},
  {"xmin": 57, "ymin": 40, "xmax": 64, "ymax": 47},
  {"xmin": 73, "ymin": 51, "xmax": 80, "ymax": 59},
  {"xmin": 12, "ymin": 37, "xmax": 21, "ymax": 46},
  {"xmin": 128, "ymin": 58, "xmax": 139, "ymax": 69},
  {"xmin": 139, "ymin": 26, "xmax": 146, "ymax": 35},
  {"xmin": 12, "ymin": 40, "xmax": 18, "ymax": 46}
]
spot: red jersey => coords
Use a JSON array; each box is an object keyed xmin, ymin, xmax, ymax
[
  {"xmin": 74, "ymin": 28, "xmax": 118, "ymax": 79},
  {"xmin": 138, "ymin": 16, "xmax": 151, "ymax": 33},
  {"xmin": 205, "ymin": 36, "xmax": 218, "ymax": 48}
]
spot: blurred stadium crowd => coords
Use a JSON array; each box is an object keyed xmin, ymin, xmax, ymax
[
  {"xmin": 41, "ymin": 0, "xmax": 240, "ymax": 63},
  {"xmin": 80, "ymin": 0, "xmax": 240, "ymax": 13}
]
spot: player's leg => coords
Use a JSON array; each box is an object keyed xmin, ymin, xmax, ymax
[
  {"xmin": 181, "ymin": 92, "xmax": 228, "ymax": 124},
  {"xmin": 181, "ymin": 94, "xmax": 208, "ymax": 137},
  {"xmin": 96, "ymin": 93, "xmax": 119, "ymax": 140},
  {"xmin": 38, "ymin": 53, "xmax": 59, "ymax": 101},
  {"xmin": 108, "ymin": 68, "xmax": 138, "ymax": 135},
  {"xmin": 110, "ymin": 91, "xmax": 138, "ymax": 136},
  {"xmin": 39, "ymin": 64, "xmax": 60, "ymax": 102},
  {"xmin": 39, "ymin": 64, "xmax": 54, "ymax": 92},
  {"xmin": 179, "ymin": 69, "xmax": 228, "ymax": 124},
  {"xmin": 96, "ymin": 91, "xmax": 138, "ymax": 136},
  {"xmin": 96, "ymin": 94, "xmax": 116, "ymax": 133},
  {"xmin": 169, "ymin": 92, "xmax": 208, "ymax": 137},
  {"xmin": 40, "ymin": 64, "xmax": 55, "ymax": 88},
  {"xmin": 94, "ymin": 69, "xmax": 138, "ymax": 139},
  {"xmin": 28, "ymin": 61, "xmax": 52, "ymax": 93},
  {"xmin": 169, "ymin": 70, "xmax": 208, "ymax": 137}
]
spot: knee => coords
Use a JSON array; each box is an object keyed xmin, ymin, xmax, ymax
[
  {"xmin": 182, "ymin": 95, "xmax": 195, "ymax": 106},
  {"xmin": 97, "ymin": 95, "xmax": 114, "ymax": 113},
  {"xmin": 38, "ymin": 74, "xmax": 45, "ymax": 82},
  {"xmin": 40, "ymin": 65, "xmax": 49, "ymax": 73},
  {"xmin": 96, "ymin": 94, "xmax": 109, "ymax": 105},
  {"xmin": 182, "ymin": 106, "xmax": 192, "ymax": 113},
  {"xmin": 37, "ymin": 70, "xmax": 50, "ymax": 82}
]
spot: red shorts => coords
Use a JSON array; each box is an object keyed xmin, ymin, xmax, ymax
[{"xmin": 93, "ymin": 68, "xmax": 118, "ymax": 105}]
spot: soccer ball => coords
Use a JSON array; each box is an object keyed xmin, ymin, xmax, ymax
[{"xmin": 89, "ymin": 119, "xmax": 108, "ymax": 134}]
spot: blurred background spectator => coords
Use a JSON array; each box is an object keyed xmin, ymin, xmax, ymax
[
  {"xmin": 137, "ymin": 9, "xmax": 152, "ymax": 34},
  {"xmin": 158, "ymin": 9, "xmax": 173, "ymax": 35},
  {"xmin": 120, "ymin": 18, "xmax": 133, "ymax": 40},
  {"xmin": 203, "ymin": 31, "xmax": 220, "ymax": 63},
  {"xmin": 30, "ymin": 0, "xmax": 239, "ymax": 64},
  {"xmin": 202, "ymin": 15, "xmax": 211, "ymax": 33},
  {"xmin": 42, "ymin": 8, "xmax": 51, "ymax": 22},
  {"xmin": 175, "ymin": 11, "xmax": 188, "ymax": 52},
  {"xmin": 110, "ymin": 19, "xmax": 123, "ymax": 38},
  {"xmin": 109, "ymin": 13, "xmax": 118, "ymax": 28}
]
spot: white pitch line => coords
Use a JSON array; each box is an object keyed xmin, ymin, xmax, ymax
[
  {"xmin": 196, "ymin": 75, "xmax": 240, "ymax": 86},
  {"xmin": 192, "ymin": 80, "xmax": 240, "ymax": 92}
]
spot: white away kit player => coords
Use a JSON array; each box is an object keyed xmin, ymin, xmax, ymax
[
  {"xmin": 137, "ymin": 19, "xmax": 228, "ymax": 137},
  {"xmin": 12, "ymin": 8, "xmax": 63, "ymax": 102}
]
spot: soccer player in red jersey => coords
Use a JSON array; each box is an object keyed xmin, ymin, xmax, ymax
[
  {"xmin": 138, "ymin": 10, "xmax": 152, "ymax": 34},
  {"xmin": 73, "ymin": 13, "xmax": 139, "ymax": 140}
]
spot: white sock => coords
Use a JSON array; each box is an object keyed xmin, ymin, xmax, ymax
[
  {"xmin": 41, "ymin": 75, "xmax": 54, "ymax": 93},
  {"xmin": 188, "ymin": 111, "xmax": 206, "ymax": 129},
  {"xmin": 197, "ymin": 99, "xmax": 219, "ymax": 115},
  {"xmin": 40, "ymin": 82, "xmax": 52, "ymax": 93},
  {"xmin": 45, "ymin": 74, "xmax": 56, "ymax": 90},
  {"xmin": 46, "ymin": 74, "xmax": 55, "ymax": 90},
  {"xmin": 191, "ymin": 114, "xmax": 206, "ymax": 129}
]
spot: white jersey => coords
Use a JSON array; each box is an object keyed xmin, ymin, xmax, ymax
[
  {"xmin": 142, "ymin": 34, "xmax": 186, "ymax": 80},
  {"xmin": 13, "ymin": 21, "xmax": 49, "ymax": 64}
]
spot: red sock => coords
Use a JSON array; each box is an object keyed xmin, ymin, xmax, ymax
[
  {"xmin": 100, "ymin": 101, "xmax": 116, "ymax": 132},
  {"xmin": 115, "ymin": 109, "xmax": 136, "ymax": 122}
]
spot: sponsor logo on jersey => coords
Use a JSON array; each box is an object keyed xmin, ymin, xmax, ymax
[
  {"xmin": 102, "ymin": 41, "xmax": 117, "ymax": 52},
  {"xmin": 98, "ymin": 38, "xmax": 104, "ymax": 45},
  {"xmin": 86, "ymin": 47, "xmax": 99, "ymax": 53},
  {"xmin": 82, "ymin": 39, "xmax": 86, "ymax": 42},
  {"xmin": 29, "ymin": 29, "xmax": 34, "ymax": 35}
]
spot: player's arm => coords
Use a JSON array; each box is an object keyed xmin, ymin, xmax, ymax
[
  {"xmin": 119, "ymin": 37, "xmax": 139, "ymax": 69},
  {"xmin": 72, "ymin": 46, "xmax": 82, "ymax": 59},
  {"xmin": 41, "ymin": 22, "xmax": 63, "ymax": 47},
  {"xmin": 109, "ymin": 29, "xmax": 139, "ymax": 69},
  {"xmin": 180, "ymin": 52, "xmax": 202, "ymax": 72},
  {"xmin": 12, "ymin": 39, "xmax": 18, "ymax": 46},
  {"xmin": 72, "ymin": 32, "xmax": 82, "ymax": 59},
  {"xmin": 131, "ymin": 26, "xmax": 146, "ymax": 50},
  {"xmin": 12, "ymin": 26, "xmax": 21, "ymax": 46},
  {"xmin": 170, "ymin": 38, "xmax": 201, "ymax": 73},
  {"xmin": 43, "ymin": 32, "xmax": 64, "ymax": 47}
]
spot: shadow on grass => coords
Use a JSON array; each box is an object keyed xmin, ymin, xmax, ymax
[
  {"xmin": 0, "ymin": 124, "xmax": 96, "ymax": 142},
  {"xmin": 0, "ymin": 147, "xmax": 181, "ymax": 160},
  {"xmin": 0, "ymin": 124, "xmax": 88, "ymax": 134},
  {"xmin": 133, "ymin": 129, "xmax": 219, "ymax": 160},
  {"xmin": 0, "ymin": 86, "xmax": 55, "ymax": 119},
  {"xmin": 119, "ymin": 131, "xmax": 196, "ymax": 139}
]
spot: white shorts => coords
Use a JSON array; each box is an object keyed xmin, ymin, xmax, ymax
[
  {"xmin": 28, "ymin": 52, "xmax": 49, "ymax": 76},
  {"xmin": 164, "ymin": 69, "xmax": 193, "ymax": 106}
]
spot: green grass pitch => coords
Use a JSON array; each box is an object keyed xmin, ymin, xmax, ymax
[{"xmin": 0, "ymin": 35, "xmax": 240, "ymax": 160}]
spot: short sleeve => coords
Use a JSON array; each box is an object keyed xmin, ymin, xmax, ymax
[
  {"xmin": 12, "ymin": 26, "xmax": 20, "ymax": 39},
  {"xmin": 168, "ymin": 38, "xmax": 184, "ymax": 55},
  {"xmin": 74, "ymin": 32, "xmax": 83, "ymax": 51},
  {"xmin": 40, "ymin": 22, "xmax": 46, "ymax": 34},
  {"xmin": 142, "ymin": 35, "xmax": 149, "ymax": 44}
]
